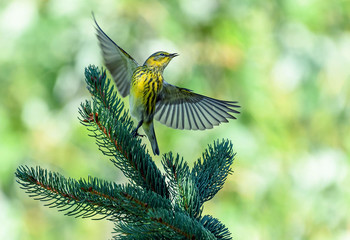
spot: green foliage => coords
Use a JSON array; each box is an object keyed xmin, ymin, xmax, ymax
[
  {"xmin": 3, "ymin": 2, "xmax": 350, "ymax": 239},
  {"xmin": 16, "ymin": 166, "xmax": 169, "ymax": 222},
  {"xmin": 192, "ymin": 140, "xmax": 235, "ymax": 205},
  {"xmin": 16, "ymin": 65, "xmax": 236, "ymax": 239},
  {"xmin": 80, "ymin": 66, "xmax": 169, "ymax": 199},
  {"xmin": 161, "ymin": 140, "xmax": 235, "ymax": 221},
  {"xmin": 200, "ymin": 215, "xmax": 231, "ymax": 240}
]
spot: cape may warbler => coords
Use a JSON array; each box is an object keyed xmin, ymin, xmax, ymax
[{"xmin": 94, "ymin": 17, "xmax": 240, "ymax": 155}]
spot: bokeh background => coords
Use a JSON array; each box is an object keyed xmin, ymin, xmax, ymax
[{"xmin": 1, "ymin": 0, "xmax": 349, "ymax": 239}]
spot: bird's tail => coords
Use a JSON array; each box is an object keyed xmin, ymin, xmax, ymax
[{"xmin": 143, "ymin": 121, "xmax": 159, "ymax": 155}]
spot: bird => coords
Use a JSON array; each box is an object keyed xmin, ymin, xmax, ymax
[{"xmin": 93, "ymin": 17, "xmax": 240, "ymax": 155}]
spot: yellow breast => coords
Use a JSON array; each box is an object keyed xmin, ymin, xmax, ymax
[{"xmin": 130, "ymin": 67, "xmax": 163, "ymax": 115}]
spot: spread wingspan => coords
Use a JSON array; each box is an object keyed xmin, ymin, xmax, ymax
[{"xmin": 154, "ymin": 82, "xmax": 240, "ymax": 130}]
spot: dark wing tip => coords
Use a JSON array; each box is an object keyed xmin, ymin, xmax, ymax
[
  {"xmin": 92, "ymin": 12, "xmax": 101, "ymax": 31},
  {"xmin": 222, "ymin": 100, "xmax": 241, "ymax": 108},
  {"xmin": 91, "ymin": 11, "xmax": 96, "ymax": 21},
  {"xmin": 92, "ymin": 14, "xmax": 120, "ymax": 49}
]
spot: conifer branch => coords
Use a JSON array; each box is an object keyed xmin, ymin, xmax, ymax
[
  {"xmin": 200, "ymin": 215, "xmax": 232, "ymax": 240},
  {"xmin": 114, "ymin": 208, "xmax": 216, "ymax": 240},
  {"xmin": 162, "ymin": 153, "xmax": 202, "ymax": 218},
  {"xmin": 16, "ymin": 166, "xmax": 218, "ymax": 239},
  {"xmin": 16, "ymin": 166, "xmax": 154, "ymax": 221},
  {"xmin": 16, "ymin": 65, "xmax": 236, "ymax": 239},
  {"xmin": 79, "ymin": 66, "xmax": 169, "ymax": 199},
  {"xmin": 192, "ymin": 140, "xmax": 235, "ymax": 205}
]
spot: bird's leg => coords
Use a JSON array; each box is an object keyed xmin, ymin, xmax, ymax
[{"xmin": 131, "ymin": 120, "xmax": 145, "ymax": 137}]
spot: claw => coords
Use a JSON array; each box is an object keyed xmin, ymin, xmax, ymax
[
  {"xmin": 131, "ymin": 129, "xmax": 145, "ymax": 138},
  {"xmin": 132, "ymin": 120, "xmax": 145, "ymax": 138}
]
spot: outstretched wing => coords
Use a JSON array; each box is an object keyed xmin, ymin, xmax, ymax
[
  {"xmin": 154, "ymin": 82, "xmax": 240, "ymax": 130},
  {"xmin": 94, "ymin": 15, "xmax": 139, "ymax": 97}
]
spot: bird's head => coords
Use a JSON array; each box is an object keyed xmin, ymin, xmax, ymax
[{"xmin": 144, "ymin": 51, "xmax": 178, "ymax": 70}]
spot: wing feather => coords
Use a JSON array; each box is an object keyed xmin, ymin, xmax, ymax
[
  {"xmin": 187, "ymin": 103, "xmax": 200, "ymax": 130},
  {"xmin": 201, "ymin": 99, "xmax": 232, "ymax": 121},
  {"xmin": 154, "ymin": 82, "xmax": 240, "ymax": 130},
  {"xmin": 164, "ymin": 104, "xmax": 173, "ymax": 127},
  {"xmin": 183, "ymin": 103, "xmax": 192, "ymax": 130},
  {"xmin": 190, "ymin": 104, "xmax": 206, "ymax": 130},
  {"xmin": 94, "ymin": 15, "xmax": 139, "ymax": 97},
  {"xmin": 179, "ymin": 101, "xmax": 185, "ymax": 129},
  {"xmin": 197, "ymin": 101, "xmax": 221, "ymax": 124},
  {"xmin": 195, "ymin": 102, "xmax": 212, "ymax": 129}
]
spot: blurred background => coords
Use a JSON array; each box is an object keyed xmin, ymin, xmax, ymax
[{"xmin": 1, "ymin": 0, "xmax": 349, "ymax": 239}]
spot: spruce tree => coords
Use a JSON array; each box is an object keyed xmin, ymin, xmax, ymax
[{"xmin": 16, "ymin": 65, "xmax": 236, "ymax": 239}]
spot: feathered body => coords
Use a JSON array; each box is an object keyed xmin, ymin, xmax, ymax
[
  {"xmin": 94, "ymin": 16, "xmax": 240, "ymax": 155},
  {"xmin": 129, "ymin": 65, "xmax": 164, "ymax": 155},
  {"xmin": 130, "ymin": 66, "xmax": 163, "ymax": 120}
]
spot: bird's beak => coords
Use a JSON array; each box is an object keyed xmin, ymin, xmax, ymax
[{"xmin": 170, "ymin": 53, "xmax": 179, "ymax": 58}]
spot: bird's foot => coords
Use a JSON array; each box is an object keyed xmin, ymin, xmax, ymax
[{"xmin": 131, "ymin": 129, "xmax": 145, "ymax": 138}]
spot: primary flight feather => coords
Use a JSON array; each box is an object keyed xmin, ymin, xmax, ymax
[{"xmin": 94, "ymin": 16, "xmax": 240, "ymax": 155}]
